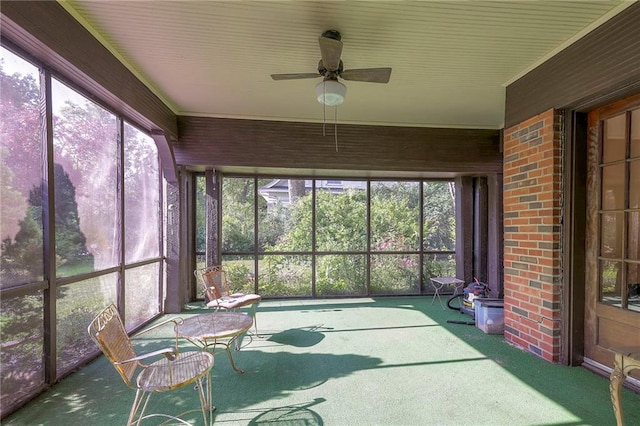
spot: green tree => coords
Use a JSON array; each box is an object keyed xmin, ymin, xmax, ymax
[
  {"xmin": 423, "ymin": 182, "xmax": 455, "ymax": 250},
  {"xmin": 222, "ymin": 177, "xmax": 255, "ymax": 252},
  {"xmin": 1, "ymin": 163, "xmax": 94, "ymax": 276},
  {"xmin": 315, "ymin": 189, "xmax": 366, "ymax": 251},
  {"xmin": 371, "ymin": 182, "xmax": 420, "ymax": 251}
]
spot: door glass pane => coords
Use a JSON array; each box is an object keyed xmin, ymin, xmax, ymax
[
  {"xmin": 630, "ymin": 160, "xmax": 640, "ymax": 209},
  {"xmin": 52, "ymin": 78, "xmax": 119, "ymax": 277},
  {"xmin": 628, "ymin": 263, "xmax": 640, "ymax": 313},
  {"xmin": 222, "ymin": 177, "xmax": 255, "ymax": 252},
  {"xmin": 631, "ymin": 109, "xmax": 640, "ymax": 158},
  {"xmin": 603, "ymin": 113, "xmax": 626, "ymax": 163},
  {"xmin": 600, "ymin": 212, "xmax": 623, "ymax": 258},
  {"xmin": 56, "ymin": 272, "xmax": 118, "ymax": 377},
  {"xmin": 629, "ymin": 212, "xmax": 640, "ymax": 261},
  {"xmin": 601, "ymin": 164, "xmax": 625, "ymax": 210},
  {"xmin": 124, "ymin": 123, "xmax": 160, "ymax": 263},
  {"xmin": 600, "ymin": 260, "xmax": 622, "ymax": 307},
  {"xmin": 0, "ymin": 48, "xmax": 44, "ymax": 287},
  {"xmin": 371, "ymin": 182, "xmax": 420, "ymax": 251},
  {"xmin": 258, "ymin": 178, "xmax": 311, "ymax": 252},
  {"xmin": 258, "ymin": 255, "xmax": 311, "ymax": 297},
  {"xmin": 423, "ymin": 181, "xmax": 456, "ymax": 251},
  {"xmin": 316, "ymin": 254, "xmax": 366, "ymax": 296},
  {"xmin": 370, "ymin": 254, "xmax": 420, "ymax": 294},
  {"xmin": 316, "ymin": 180, "xmax": 366, "ymax": 251}
]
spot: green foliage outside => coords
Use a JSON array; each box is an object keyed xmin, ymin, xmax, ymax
[
  {"xmin": 257, "ymin": 255, "xmax": 312, "ymax": 297},
  {"xmin": 316, "ymin": 255, "xmax": 366, "ymax": 296},
  {"xmin": 218, "ymin": 178, "xmax": 456, "ymax": 297},
  {"xmin": 315, "ymin": 189, "xmax": 366, "ymax": 251}
]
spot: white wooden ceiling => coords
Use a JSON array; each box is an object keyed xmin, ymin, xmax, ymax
[{"xmin": 62, "ymin": 1, "xmax": 631, "ymax": 129}]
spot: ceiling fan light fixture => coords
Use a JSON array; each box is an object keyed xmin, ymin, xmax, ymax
[{"xmin": 315, "ymin": 80, "xmax": 346, "ymax": 106}]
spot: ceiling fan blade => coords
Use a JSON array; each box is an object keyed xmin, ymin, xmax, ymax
[
  {"xmin": 318, "ymin": 36, "xmax": 343, "ymax": 71},
  {"xmin": 271, "ymin": 72, "xmax": 321, "ymax": 81},
  {"xmin": 341, "ymin": 68, "xmax": 392, "ymax": 83}
]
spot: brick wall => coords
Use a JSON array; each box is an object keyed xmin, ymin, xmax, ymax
[{"xmin": 503, "ymin": 108, "xmax": 564, "ymax": 363}]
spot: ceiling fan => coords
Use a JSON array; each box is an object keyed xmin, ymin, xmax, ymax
[{"xmin": 270, "ymin": 30, "xmax": 392, "ymax": 106}]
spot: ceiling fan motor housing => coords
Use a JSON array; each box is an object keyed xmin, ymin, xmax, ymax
[
  {"xmin": 321, "ymin": 30, "xmax": 341, "ymax": 41},
  {"xmin": 317, "ymin": 59, "xmax": 343, "ymax": 78}
]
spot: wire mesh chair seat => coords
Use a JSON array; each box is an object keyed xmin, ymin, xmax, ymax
[
  {"xmin": 195, "ymin": 265, "xmax": 261, "ymax": 335},
  {"xmin": 88, "ymin": 304, "xmax": 215, "ymax": 425}
]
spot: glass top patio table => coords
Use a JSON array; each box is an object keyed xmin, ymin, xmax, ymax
[{"xmin": 175, "ymin": 311, "xmax": 253, "ymax": 374}]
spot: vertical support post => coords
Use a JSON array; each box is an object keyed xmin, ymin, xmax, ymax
[
  {"xmin": 474, "ymin": 177, "xmax": 488, "ymax": 285},
  {"xmin": 564, "ymin": 111, "xmax": 587, "ymax": 365},
  {"xmin": 205, "ymin": 169, "xmax": 220, "ymax": 268},
  {"xmin": 487, "ymin": 173, "xmax": 504, "ymax": 298},
  {"xmin": 455, "ymin": 176, "xmax": 474, "ymax": 283},
  {"xmin": 41, "ymin": 68, "xmax": 56, "ymax": 383},
  {"xmin": 164, "ymin": 176, "xmax": 183, "ymax": 313}
]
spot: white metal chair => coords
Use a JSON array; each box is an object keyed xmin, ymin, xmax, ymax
[
  {"xmin": 195, "ymin": 265, "xmax": 261, "ymax": 335},
  {"xmin": 87, "ymin": 304, "xmax": 215, "ymax": 425}
]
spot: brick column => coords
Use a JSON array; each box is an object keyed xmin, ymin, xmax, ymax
[{"xmin": 503, "ymin": 108, "xmax": 564, "ymax": 363}]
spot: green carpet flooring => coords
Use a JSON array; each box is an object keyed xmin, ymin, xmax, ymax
[{"xmin": 5, "ymin": 297, "xmax": 640, "ymax": 425}]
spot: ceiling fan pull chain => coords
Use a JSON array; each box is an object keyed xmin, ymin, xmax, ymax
[
  {"xmin": 322, "ymin": 85, "xmax": 327, "ymax": 137},
  {"xmin": 335, "ymin": 106, "xmax": 339, "ymax": 152}
]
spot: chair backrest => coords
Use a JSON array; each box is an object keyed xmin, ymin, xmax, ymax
[
  {"xmin": 198, "ymin": 266, "xmax": 230, "ymax": 300},
  {"xmin": 87, "ymin": 304, "xmax": 138, "ymax": 388}
]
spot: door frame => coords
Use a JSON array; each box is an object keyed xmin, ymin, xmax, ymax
[{"xmin": 564, "ymin": 90, "xmax": 640, "ymax": 367}]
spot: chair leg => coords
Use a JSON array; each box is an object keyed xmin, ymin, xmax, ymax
[
  {"xmin": 252, "ymin": 304, "xmax": 259, "ymax": 337},
  {"xmin": 129, "ymin": 389, "xmax": 151, "ymax": 426},
  {"xmin": 196, "ymin": 372, "xmax": 214, "ymax": 425}
]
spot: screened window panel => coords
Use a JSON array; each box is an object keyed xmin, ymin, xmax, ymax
[
  {"xmin": 423, "ymin": 181, "xmax": 456, "ymax": 251},
  {"xmin": 222, "ymin": 177, "xmax": 255, "ymax": 252},
  {"xmin": 196, "ymin": 253, "xmax": 207, "ymax": 299},
  {"xmin": 371, "ymin": 182, "xmax": 420, "ymax": 251},
  {"xmin": 0, "ymin": 290, "xmax": 44, "ymax": 413},
  {"xmin": 258, "ymin": 178, "xmax": 311, "ymax": 252},
  {"xmin": 0, "ymin": 47, "xmax": 44, "ymax": 287},
  {"xmin": 222, "ymin": 255, "xmax": 256, "ymax": 295},
  {"xmin": 315, "ymin": 181, "xmax": 366, "ymax": 252},
  {"xmin": 423, "ymin": 253, "xmax": 457, "ymax": 289},
  {"xmin": 56, "ymin": 272, "xmax": 118, "ymax": 377},
  {"xmin": 370, "ymin": 254, "xmax": 420, "ymax": 295},
  {"xmin": 195, "ymin": 176, "xmax": 207, "ymax": 253},
  {"xmin": 125, "ymin": 263, "xmax": 160, "ymax": 331},
  {"xmin": 316, "ymin": 255, "xmax": 366, "ymax": 296},
  {"xmin": 258, "ymin": 255, "xmax": 311, "ymax": 297},
  {"xmin": 124, "ymin": 123, "xmax": 160, "ymax": 263},
  {"xmin": 52, "ymin": 78, "xmax": 119, "ymax": 277}
]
